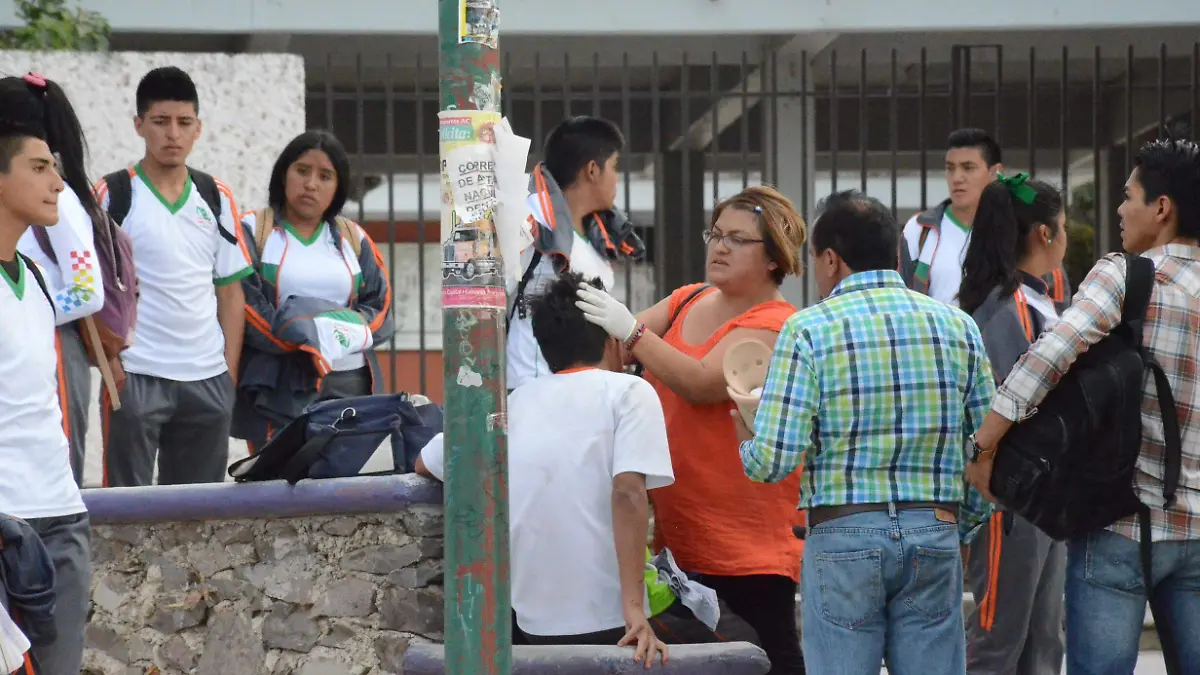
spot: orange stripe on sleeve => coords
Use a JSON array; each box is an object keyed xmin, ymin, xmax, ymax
[{"xmin": 365, "ymin": 236, "xmax": 393, "ymax": 334}]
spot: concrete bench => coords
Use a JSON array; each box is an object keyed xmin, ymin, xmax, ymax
[{"xmin": 403, "ymin": 643, "xmax": 770, "ymax": 675}]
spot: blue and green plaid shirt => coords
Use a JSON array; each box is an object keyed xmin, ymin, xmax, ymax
[{"xmin": 739, "ymin": 270, "xmax": 995, "ymax": 542}]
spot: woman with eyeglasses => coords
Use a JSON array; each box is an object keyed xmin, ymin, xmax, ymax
[{"xmin": 575, "ymin": 185, "xmax": 809, "ymax": 675}]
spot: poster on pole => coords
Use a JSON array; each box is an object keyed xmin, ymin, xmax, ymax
[
  {"xmin": 439, "ymin": 109, "xmax": 505, "ymax": 309},
  {"xmin": 459, "ymin": 0, "xmax": 499, "ymax": 50}
]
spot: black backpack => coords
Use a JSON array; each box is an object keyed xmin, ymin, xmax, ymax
[
  {"xmin": 988, "ymin": 253, "xmax": 1183, "ymax": 671},
  {"xmin": 104, "ymin": 167, "xmax": 233, "ymax": 245}
]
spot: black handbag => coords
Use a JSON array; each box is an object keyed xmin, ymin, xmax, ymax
[{"xmin": 228, "ymin": 392, "xmax": 444, "ymax": 484}]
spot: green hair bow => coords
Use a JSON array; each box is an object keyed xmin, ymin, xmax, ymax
[{"xmin": 996, "ymin": 172, "xmax": 1037, "ymax": 205}]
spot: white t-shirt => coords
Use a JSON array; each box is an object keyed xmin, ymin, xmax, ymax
[
  {"xmin": 506, "ymin": 195, "xmax": 616, "ymax": 390},
  {"xmin": 0, "ymin": 255, "xmax": 86, "ymax": 519},
  {"xmin": 16, "ymin": 186, "xmax": 105, "ymax": 325},
  {"xmin": 902, "ymin": 208, "xmax": 972, "ymax": 307},
  {"xmin": 97, "ymin": 166, "xmax": 252, "ymax": 382},
  {"xmin": 420, "ymin": 368, "xmax": 674, "ymax": 636},
  {"xmin": 243, "ymin": 212, "xmax": 373, "ymax": 371}
]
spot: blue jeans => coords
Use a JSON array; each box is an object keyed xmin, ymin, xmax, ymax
[
  {"xmin": 801, "ymin": 507, "xmax": 964, "ymax": 675},
  {"xmin": 1065, "ymin": 529, "xmax": 1200, "ymax": 675}
]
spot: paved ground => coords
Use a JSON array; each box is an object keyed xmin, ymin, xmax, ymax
[{"xmin": 878, "ymin": 654, "xmax": 1169, "ymax": 673}]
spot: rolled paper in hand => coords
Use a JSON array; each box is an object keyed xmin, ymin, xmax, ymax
[{"xmin": 722, "ymin": 338, "xmax": 773, "ymax": 427}]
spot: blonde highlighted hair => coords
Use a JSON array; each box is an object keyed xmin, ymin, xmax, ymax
[{"xmin": 710, "ymin": 185, "xmax": 808, "ymax": 284}]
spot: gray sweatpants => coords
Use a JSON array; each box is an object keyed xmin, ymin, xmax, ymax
[
  {"xmin": 57, "ymin": 325, "xmax": 91, "ymax": 486},
  {"xmin": 101, "ymin": 371, "xmax": 234, "ymax": 487},
  {"xmin": 966, "ymin": 512, "xmax": 1066, "ymax": 675},
  {"xmin": 26, "ymin": 512, "xmax": 91, "ymax": 675}
]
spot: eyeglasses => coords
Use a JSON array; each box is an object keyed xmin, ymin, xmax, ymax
[
  {"xmin": 702, "ymin": 229, "xmax": 765, "ymax": 248},
  {"xmin": 703, "ymin": 205, "xmax": 766, "ymax": 248}
]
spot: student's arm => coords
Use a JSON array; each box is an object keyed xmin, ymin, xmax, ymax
[
  {"xmin": 42, "ymin": 190, "xmax": 105, "ymax": 325},
  {"xmin": 740, "ymin": 318, "xmax": 816, "ymax": 483},
  {"xmin": 238, "ymin": 215, "xmax": 296, "ymax": 357},
  {"xmin": 414, "ymin": 433, "xmax": 445, "ymax": 480},
  {"xmin": 610, "ymin": 380, "xmax": 672, "ymax": 665},
  {"xmin": 959, "ymin": 321, "xmax": 997, "ymax": 543},
  {"xmin": 349, "ymin": 222, "xmax": 395, "ymax": 349},
  {"xmin": 213, "ymin": 188, "xmax": 254, "ymax": 383}
]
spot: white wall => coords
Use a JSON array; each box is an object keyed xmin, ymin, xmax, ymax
[{"xmin": 0, "ymin": 51, "xmax": 306, "ymax": 209}]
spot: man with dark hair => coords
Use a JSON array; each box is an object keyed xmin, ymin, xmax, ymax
[
  {"xmin": 900, "ymin": 128, "xmax": 1003, "ymax": 304},
  {"xmin": 0, "ymin": 121, "xmax": 93, "ymax": 675},
  {"xmin": 968, "ymin": 138, "xmax": 1200, "ymax": 672},
  {"xmin": 506, "ymin": 116, "xmax": 645, "ymax": 391},
  {"xmin": 900, "ymin": 128, "xmax": 1072, "ymax": 312},
  {"xmin": 737, "ymin": 190, "xmax": 995, "ymax": 675},
  {"xmin": 96, "ymin": 66, "xmax": 252, "ymax": 487}
]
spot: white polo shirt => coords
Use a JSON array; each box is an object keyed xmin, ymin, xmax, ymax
[
  {"xmin": 421, "ymin": 368, "xmax": 675, "ymax": 636},
  {"xmin": 97, "ymin": 165, "xmax": 252, "ymax": 382},
  {"xmin": 0, "ymin": 254, "xmax": 86, "ymax": 519},
  {"xmin": 243, "ymin": 212, "xmax": 373, "ymax": 372}
]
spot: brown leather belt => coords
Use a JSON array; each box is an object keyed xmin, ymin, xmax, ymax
[{"xmin": 808, "ymin": 501, "xmax": 957, "ymax": 529}]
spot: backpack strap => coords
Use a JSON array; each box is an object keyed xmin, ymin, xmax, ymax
[
  {"xmin": 18, "ymin": 252, "xmax": 53, "ymax": 310},
  {"xmin": 335, "ymin": 217, "xmax": 363, "ymax": 258},
  {"xmin": 506, "ymin": 250, "xmax": 543, "ymax": 335},
  {"xmin": 1121, "ymin": 254, "xmax": 1182, "ymax": 507},
  {"xmin": 31, "ymin": 226, "xmax": 56, "ymax": 264},
  {"xmin": 104, "ymin": 169, "xmax": 134, "ymax": 226},
  {"xmin": 189, "ymin": 169, "xmax": 237, "ymax": 246},
  {"xmin": 904, "ymin": 201, "xmax": 948, "ymax": 293},
  {"xmin": 253, "ymin": 207, "xmax": 275, "ymax": 259},
  {"xmin": 630, "ymin": 284, "xmax": 711, "ymax": 378}
]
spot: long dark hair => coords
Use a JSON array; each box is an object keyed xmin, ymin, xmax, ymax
[
  {"xmin": 0, "ymin": 74, "xmax": 103, "ymax": 226},
  {"xmin": 958, "ymin": 174, "xmax": 1063, "ymax": 314}
]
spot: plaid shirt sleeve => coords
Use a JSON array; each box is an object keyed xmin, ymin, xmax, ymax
[
  {"xmin": 959, "ymin": 322, "xmax": 997, "ymax": 543},
  {"xmin": 993, "ymin": 254, "xmax": 1126, "ymax": 421},
  {"xmin": 740, "ymin": 318, "xmax": 816, "ymax": 484}
]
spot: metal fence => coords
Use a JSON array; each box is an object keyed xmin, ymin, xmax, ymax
[{"xmin": 304, "ymin": 41, "xmax": 1200, "ymax": 395}]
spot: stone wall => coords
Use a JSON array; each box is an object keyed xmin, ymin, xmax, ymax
[{"xmin": 81, "ymin": 475, "xmax": 444, "ymax": 675}]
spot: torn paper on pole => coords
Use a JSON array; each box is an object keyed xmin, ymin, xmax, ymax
[
  {"xmin": 489, "ymin": 118, "xmax": 534, "ymax": 282},
  {"xmin": 446, "ymin": 144, "xmax": 498, "ymax": 225}
]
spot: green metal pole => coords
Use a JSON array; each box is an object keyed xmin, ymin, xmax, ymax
[{"xmin": 438, "ymin": 1, "xmax": 511, "ymax": 674}]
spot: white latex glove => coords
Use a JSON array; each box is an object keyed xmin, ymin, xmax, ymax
[{"xmin": 575, "ymin": 282, "xmax": 638, "ymax": 341}]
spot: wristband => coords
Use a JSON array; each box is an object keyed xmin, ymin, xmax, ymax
[{"xmin": 624, "ymin": 322, "xmax": 647, "ymax": 351}]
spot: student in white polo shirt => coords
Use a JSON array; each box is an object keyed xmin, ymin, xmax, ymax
[
  {"xmin": 9, "ymin": 74, "xmax": 106, "ymax": 487},
  {"xmin": 0, "ymin": 111, "xmax": 92, "ymax": 675},
  {"xmin": 423, "ymin": 272, "xmax": 674, "ymax": 662},
  {"xmin": 96, "ymin": 66, "xmax": 252, "ymax": 487},
  {"xmin": 505, "ymin": 116, "xmax": 645, "ymax": 392}
]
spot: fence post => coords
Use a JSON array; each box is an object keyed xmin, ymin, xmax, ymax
[{"xmin": 437, "ymin": 0, "xmax": 512, "ymax": 674}]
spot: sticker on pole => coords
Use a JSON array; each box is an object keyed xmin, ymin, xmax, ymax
[
  {"xmin": 459, "ymin": 0, "xmax": 499, "ymax": 49},
  {"xmin": 443, "ymin": 285, "xmax": 507, "ymax": 310}
]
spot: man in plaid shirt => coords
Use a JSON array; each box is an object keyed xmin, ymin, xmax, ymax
[
  {"xmin": 968, "ymin": 138, "xmax": 1200, "ymax": 672},
  {"xmin": 736, "ymin": 191, "xmax": 995, "ymax": 675}
]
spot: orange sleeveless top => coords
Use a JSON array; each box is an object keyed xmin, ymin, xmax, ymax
[{"xmin": 646, "ymin": 284, "xmax": 804, "ymax": 582}]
